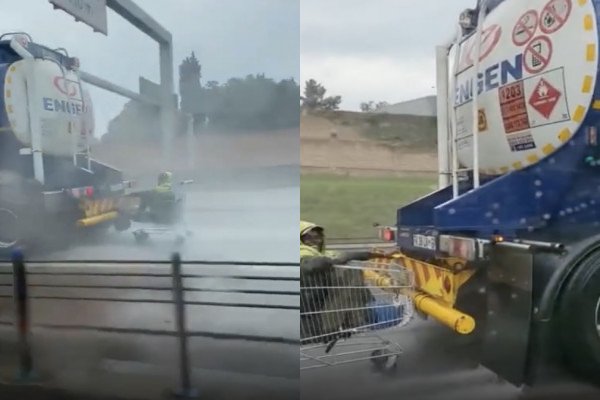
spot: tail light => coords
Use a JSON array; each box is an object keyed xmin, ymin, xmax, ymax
[
  {"xmin": 378, "ymin": 227, "xmax": 396, "ymax": 242},
  {"xmin": 69, "ymin": 186, "xmax": 94, "ymax": 198}
]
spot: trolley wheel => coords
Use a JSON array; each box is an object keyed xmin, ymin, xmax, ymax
[
  {"xmin": 133, "ymin": 230, "xmax": 149, "ymax": 244},
  {"xmin": 370, "ymin": 350, "xmax": 398, "ymax": 374}
]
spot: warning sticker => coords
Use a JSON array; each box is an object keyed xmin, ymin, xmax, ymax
[
  {"xmin": 540, "ymin": 0, "xmax": 572, "ymax": 34},
  {"xmin": 499, "ymin": 81, "xmax": 531, "ymax": 134},
  {"xmin": 523, "ymin": 36, "xmax": 553, "ymax": 74},
  {"xmin": 455, "ymin": 111, "xmax": 472, "ymax": 151},
  {"xmin": 523, "ymin": 68, "xmax": 570, "ymax": 127},
  {"xmin": 478, "ymin": 109, "xmax": 488, "ymax": 132},
  {"xmin": 513, "ymin": 10, "xmax": 538, "ymax": 46},
  {"xmin": 507, "ymin": 131, "xmax": 537, "ymax": 152}
]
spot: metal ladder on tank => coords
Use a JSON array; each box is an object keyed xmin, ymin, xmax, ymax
[
  {"xmin": 450, "ymin": 2, "xmax": 488, "ymax": 199},
  {"xmin": 54, "ymin": 47, "xmax": 93, "ymax": 173}
]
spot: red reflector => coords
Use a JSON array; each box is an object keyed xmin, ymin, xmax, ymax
[
  {"xmin": 443, "ymin": 276, "xmax": 452, "ymax": 294},
  {"xmin": 379, "ymin": 228, "xmax": 395, "ymax": 242},
  {"xmin": 85, "ymin": 187, "xmax": 94, "ymax": 197}
]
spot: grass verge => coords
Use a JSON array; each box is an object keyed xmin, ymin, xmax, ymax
[{"xmin": 301, "ymin": 174, "xmax": 437, "ymax": 240}]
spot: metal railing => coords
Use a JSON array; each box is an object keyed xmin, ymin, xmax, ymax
[{"xmin": 0, "ymin": 251, "xmax": 299, "ymax": 397}]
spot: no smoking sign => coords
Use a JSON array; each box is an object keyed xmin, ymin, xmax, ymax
[{"xmin": 513, "ymin": 10, "xmax": 538, "ymax": 46}]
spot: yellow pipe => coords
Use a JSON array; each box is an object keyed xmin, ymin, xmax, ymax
[
  {"xmin": 362, "ymin": 269, "xmax": 395, "ymax": 287},
  {"xmin": 77, "ymin": 211, "xmax": 118, "ymax": 228},
  {"xmin": 411, "ymin": 292, "xmax": 476, "ymax": 334},
  {"xmin": 361, "ymin": 267, "xmax": 475, "ymax": 335}
]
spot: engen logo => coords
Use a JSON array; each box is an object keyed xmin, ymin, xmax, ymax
[
  {"xmin": 528, "ymin": 78, "xmax": 561, "ymax": 119},
  {"xmin": 42, "ymin": 97, "xmax": 88, "ymax": 115},
  {"xmin": 455, "ymin": 54, "xmax": 523, "ymax": 106}
]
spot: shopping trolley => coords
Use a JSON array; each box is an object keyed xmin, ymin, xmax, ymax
[
  {"xmin": 131, "ymin": 179, "xmax": 194, "ymax": 245},
  {"xmin": 300, "ymin": 259, "xmax": 414, "ymax": 372}
]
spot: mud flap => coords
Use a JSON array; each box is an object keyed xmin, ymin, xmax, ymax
[{"xmin": 481, "ymin": 245, "xmax": 533, "ymax": 385}]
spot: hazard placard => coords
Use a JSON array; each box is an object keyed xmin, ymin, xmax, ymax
[
  {"xmin": 513, "ymin": 10, "xmax": 538, "ymax": 47},
  {"xmin": 523, "ymin": 36, "xmax": 553, "ymax": 74},
  {"xmin": 540, "ymin": 0, "xmax": 572, "ymax": 34},
  {"xmin": 499, "ymin": 81, "xmax": 530, "ymax": 134},
  {"xmin": 522, "ymin": 67, "xmax": 570, "ymax": 128},
  {"xmin": 528, "ymin": 78, "xmax": 562, "ymax": 119}
]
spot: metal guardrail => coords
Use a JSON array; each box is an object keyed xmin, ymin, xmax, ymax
[{"xmin": 0, "ymin": 251, "xmax": 299, "ymax": 397}]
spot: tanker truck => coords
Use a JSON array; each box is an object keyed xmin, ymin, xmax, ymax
[
  {"xmin": 376, "ymin": 0, "xmax": 600, "ymax": 388},
  {"xmin": 0, "ymin": 33, "xmax": 135, "ymax": 251}
]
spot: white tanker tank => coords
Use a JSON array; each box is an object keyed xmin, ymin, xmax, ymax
[
  {"xmin": 0, "ymin": 34, "xmax": 94, "ymax": 159},
  {"xmin": 0, "ymin": 33, "xmax": 133, "ymax": 250},
  {"xmin": 449, "ymin": 0, "xmax": 598, "ymax": 176}
]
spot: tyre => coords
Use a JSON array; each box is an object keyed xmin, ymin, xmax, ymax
[
  {"xmin": 557, "ymin": 250, "xmax": 600, "ymax": 381},
  {"xmin": 0, "ymin": 206, "xmax": 21, "ymax": 251}
]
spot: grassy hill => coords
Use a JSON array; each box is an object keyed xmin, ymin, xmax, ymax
[{"xmin": 302, "ymin": 110, "xmax": 437, "ymax": 149}]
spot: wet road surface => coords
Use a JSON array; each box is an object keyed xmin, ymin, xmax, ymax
[
  {"xmin": 0, "ymin": 167, "xmax": 300, "ymax": 399},
  {"xmin": 301, "ymin": 317, "xmax": 600, "ymax": 400}
]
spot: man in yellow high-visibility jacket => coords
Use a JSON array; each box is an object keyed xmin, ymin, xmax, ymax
[
  {"xmin": 136, "ymin": 171, "xmax": 176, "ymax": 222},
  {"xmin": 300, "ymin": 220, "xmax": 371, "ymax": 272}
]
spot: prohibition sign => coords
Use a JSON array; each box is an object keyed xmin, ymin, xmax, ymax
[
  {"xmin": 465, "ymin": 24, "xmax": 502, "ymax": 66},
  {"xmin": 540, "ymin": 0, "xmax": 572, "ymax": 34},
  {"xmin": 512, "ymin": 10, "xmax": 538, "ymax": 46},
  {"xmin": 523, "ymin": 36, "xmax": 553, "ymax": 74}
]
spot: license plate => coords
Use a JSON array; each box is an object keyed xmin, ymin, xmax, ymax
[{"xmin": 413, "ymin": 234, "xmax": 437, "ymax": 250}]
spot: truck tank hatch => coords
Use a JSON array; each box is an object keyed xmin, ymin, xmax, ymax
[{"xmin": 397, "ymin": 0, "xmax": 600, "ymax": 243}]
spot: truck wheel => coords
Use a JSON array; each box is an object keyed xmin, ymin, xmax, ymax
[
  {"xmin": 0, "ymin": 207, "xmax": 20, "ymax": 249},
  {"xmin": 557, "ymin": 251, "xmax": 600, "ymax": 380}
]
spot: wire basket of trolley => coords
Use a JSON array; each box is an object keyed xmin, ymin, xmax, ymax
[{"xmin": 300, "ymin": 222, "xmax": 414, "ymax": 372}]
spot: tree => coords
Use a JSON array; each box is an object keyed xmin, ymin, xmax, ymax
[
  {"xmin": 179, "ymin": 52, "xmax": 202, "ymax": 114},
  {"xmin": 321, "ymin": 95, "xmax": 341, "ymax": 111},
  {"xmin": 206, "ymin": 80, "xmax": 219, "ymax": 90},
  {"xmin": 301, "ymin": 79, "xmax": 342, "ymax": 111},
  {"xmin": 360, "ymin": 101, "xmax": 375, "ymax": 112},
  {"xmin": 375, "ymin": 101, "xmax": 390, "ymax": 111}
]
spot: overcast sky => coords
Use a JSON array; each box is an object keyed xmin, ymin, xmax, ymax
[
  {"xmin": 1, "ymin": 0, "xmax": 299, "ymax": 136},
  {"xmin": 301, "ymin": 0, "xmax": 475, "ymax": 110}
]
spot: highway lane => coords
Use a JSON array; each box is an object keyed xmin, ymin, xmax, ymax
[{"xmin": 302, "ymin": 318, "xmax": 600, "ymax": 400}]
